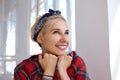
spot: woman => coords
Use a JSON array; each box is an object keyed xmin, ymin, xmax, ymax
[{"xmin": 14, "ymin": 9, "xmax": 90, "ymax": 80}]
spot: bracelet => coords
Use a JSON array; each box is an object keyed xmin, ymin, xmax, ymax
[
  {"xmin": 43, "ymin": 74, "xmax": 53, "ymax": 77},
  {"xmin": 42, "ymin": 77, "xmax": 52, "ymax": 80}
]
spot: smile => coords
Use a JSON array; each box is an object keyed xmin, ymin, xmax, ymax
[{"xmin": 56, "ymin": 45, "xmax": 67, "ymax": 51}]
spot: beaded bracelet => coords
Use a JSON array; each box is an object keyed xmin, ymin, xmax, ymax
[
  {"xmin": 42, "ymin": 77, "xmax": 52, "ymax": 80},
  {"xmin": 43, "ymin": 74, "xmax": 53, "ymax": 78}
]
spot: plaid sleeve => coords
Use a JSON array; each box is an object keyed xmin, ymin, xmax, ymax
[
  {"xmin": 73, "ymin": 57, "xmax": 90, "ymax": 80},
  {"xmin": 14, "ymin": 62, "xmax": 28, "ymax": 80},
  {"xmin": 13, "ymin": 55, "xmax": 43, "ymax": 80},
  {"xmin": 68, "ymin": 51, "xmax": 91, "ymax": 80}
]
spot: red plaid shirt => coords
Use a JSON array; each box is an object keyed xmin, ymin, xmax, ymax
[{"xmin": 14, "ymin": 51, "xmax": 90, "ymax": 80}]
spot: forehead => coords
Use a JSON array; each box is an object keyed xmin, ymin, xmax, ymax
[{"xmin": 48, "ymin": 18, "xmax": 68, "ymax": 29}]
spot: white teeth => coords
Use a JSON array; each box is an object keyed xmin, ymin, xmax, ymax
[{"xmin": 58, "ymin": 46, "xmax": 66, "ymax": 49}]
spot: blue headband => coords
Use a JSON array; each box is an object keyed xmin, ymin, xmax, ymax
[{"xmin": 33, "ymin": 9, "xmax": 61, "ymax": 42}]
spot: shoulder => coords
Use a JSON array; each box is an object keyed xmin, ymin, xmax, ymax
[
  {"xmin": 68, "ymin": 51, "xmax": 86, "ymax": 68},
  {"xmin": 14, "ymin": 54, "xmax": 40, "ymax": 73},
  {"xmin": 68, "ymin": 51, "xmax": 84, "ymax": 62},
  {"xmin": 68, "ymin": 51, "xmax": 90, "ymax": 80}
]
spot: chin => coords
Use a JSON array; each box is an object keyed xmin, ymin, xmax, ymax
[{"xmin": 55, "ymin": 52, "xmax": 65, "ymax": 56}]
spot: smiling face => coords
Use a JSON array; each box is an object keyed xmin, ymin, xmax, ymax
[{"xmin": 37, "ymin": 18, "xmax": 70, "ymax": 56}]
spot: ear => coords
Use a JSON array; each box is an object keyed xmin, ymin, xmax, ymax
[{"xmin": 37, "ymin": 33, "xmax": 43, "ymax": 44}]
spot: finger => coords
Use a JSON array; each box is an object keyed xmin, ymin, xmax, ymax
[
  {"xmin": 68, "ymin": 55, "xmax": 72, "ymax": 59},
  {"xmin": 39, "ymin": 54, "xmax": 42, "ymax": 59},
  {"xmin": 43, "ymin": 53, "xmax": 49, "ymax": 58},
  {"xmin": 66, "ymin": 55, "xmax": 72, "ymax": 59},
  {"xmin": 38, "ymin": 54, "xmax": 42, "ymax": 63},
  {"xmin": 51, "ymin": 54, "xmax": 58, "ymax": 61},
  {"xmin": 59, "ymin": 56, "xmax": 64, "ymax": 60}
]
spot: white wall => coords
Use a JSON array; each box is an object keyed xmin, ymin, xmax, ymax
[
  {"xmin": 75, "ymin": 0, "xmax": 111, "ymax": 80},
  {"xmin": 108, "ymin": 0, "xmax": 120, "ymax": 80}
]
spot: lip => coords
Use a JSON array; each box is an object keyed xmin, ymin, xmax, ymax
[{"xmin": 56, "ymin": 45, "xmax": 67, "ymax": 51}]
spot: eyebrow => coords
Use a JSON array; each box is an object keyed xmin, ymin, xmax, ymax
[
  {"xmin": 51, "ymin": 28, "xmax": 69, "ymax": 31},
  {"xmin": 51, "ymin": 28, "xmax": 60, "ymax": 31}
]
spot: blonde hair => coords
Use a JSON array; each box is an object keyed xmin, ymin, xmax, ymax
[{"xmin": 31, "ymin": 16, "xmax": 42, "ymax": 41}]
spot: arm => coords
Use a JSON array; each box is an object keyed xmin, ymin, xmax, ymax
[
  {"xmin": 73, "ymin": 56, "xmax": 90, "ymax": 80},
  {"xmin": 38, "ymin": 53, "xmax": 58, "ymax": 80},
  {"xmin": 57, "ymin": 55, "xmax": 72, "ymax": 80},
  {"xmin": 14, "ymin": 68, "xmax": 28, "ymax": 80}
]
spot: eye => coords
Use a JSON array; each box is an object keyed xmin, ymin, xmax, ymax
[
  {"xmin": 65, "ymin": 31, "xmax": 69, "ymax": 35},
  {"xmin": 53, "ymin": 30, "xmax": 59, "ymax": 34}
]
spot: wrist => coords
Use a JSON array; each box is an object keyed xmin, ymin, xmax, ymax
[
  {"xmin": 42, "ymin": 74, "xmax": 53, "ymax": 80},
  {"xmin": 43, "ymin": 74, "xmax": 53, "ymax": 77},
  {"xmin": 43, "ymin": 70, "xmax": 54, "ymax": 76},
  {"xmin": 58, "ymin": 69, "xmax": 67, "ymax": 76},
  {"xmin": 59, "ymin": 71, "xmax": 70, "ymax": 80},
  {"xmin": 58, "ymin": 68, "xmax": 66, "ymax": 74}
]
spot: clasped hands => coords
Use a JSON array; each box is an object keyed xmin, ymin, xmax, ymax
[{"xmin": 38, "ymin": 53, "xmax": 72, "ymax": 77}]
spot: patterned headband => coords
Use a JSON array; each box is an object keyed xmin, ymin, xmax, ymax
[{"xmin": 33, "ymin": 9, "xmax": 61, "ymax": 42}]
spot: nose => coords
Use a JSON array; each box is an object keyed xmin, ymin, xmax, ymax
[{"xmin": 60, "ymin": 34, "xmax": 69, "ymax": 43}]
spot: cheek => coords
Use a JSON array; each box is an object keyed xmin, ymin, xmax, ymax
[
  {"xmin": 65, "ymin": 36, "xmax": 70, "ymax": 43},
  {"xmin": 44, "ymin": 35, "xmax": 59, "ymax": 45},
  {"xmin": 67, "ymin": 36, "xmax": 70, "ymax": 41},
  {"xmin": 49, "ymin": 37, "xmax": 59, "ymax": 43}
]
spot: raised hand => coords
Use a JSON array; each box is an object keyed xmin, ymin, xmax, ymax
[
  {"xmin": 38, "ymin": 53, "xmax": 58, "ymax": 76},
  {"xmin": 57, "ymin": 55, "xmax": 72, "ymax": 80}
]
